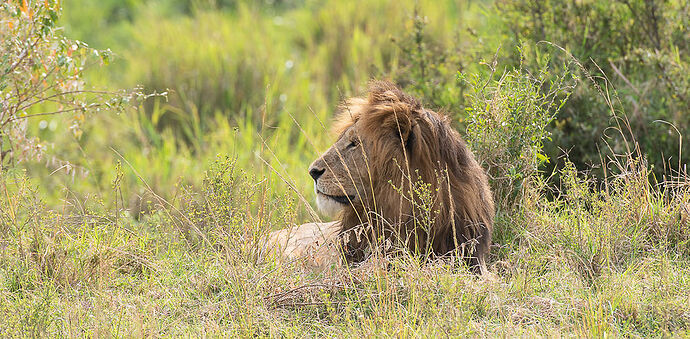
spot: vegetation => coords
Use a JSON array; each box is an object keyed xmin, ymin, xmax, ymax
[{"xmin": 1, "ymin": 0, "xmax": 688, "ymax": 336}]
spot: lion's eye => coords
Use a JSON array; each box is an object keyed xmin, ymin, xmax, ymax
[{"xmin": 347, "ymin": 140, "xmax": 358, "ymax": 149}]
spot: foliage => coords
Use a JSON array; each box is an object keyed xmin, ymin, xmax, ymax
[
  {"xmin": 122, "ymin": 1, "xmax": 411, "ymax": 145},
  {"xmin": 0, "ymin": 0, "xmax": 147, "ymax": 172},
  {"xmin": 391, "ymin": 5, "xmax": 468, "ymax": 113},
  {"xmin": 463, "ymin": 49, "xmax": 576, "ymax": 209},
  {"xmin": 497, "ymin": 0, "xmax": 690, "ymax": 178}
]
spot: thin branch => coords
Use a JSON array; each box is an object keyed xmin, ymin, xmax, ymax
[{"xmin": 17, "ymin": 89, "xmax": 114, "ymax": 112}]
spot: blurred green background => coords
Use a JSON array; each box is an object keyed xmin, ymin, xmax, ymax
[{"xmin": 25, "ymin": 0, "xmax": 689, "ymax": 217}]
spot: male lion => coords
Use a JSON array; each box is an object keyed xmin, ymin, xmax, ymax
[{"xmin": 268, "ymin": 81, "xmax": 494, "ymax": 273}]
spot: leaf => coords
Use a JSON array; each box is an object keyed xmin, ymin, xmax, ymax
[{"xmin": 536, "ymin": 152, "xmax": 549, "ymax": 164}]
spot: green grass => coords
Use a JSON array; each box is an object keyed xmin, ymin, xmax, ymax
[
  {"xmin": 2, "ymin": 0, "xmax": 690, "ymax": 336},
  {"xmin": 2, "ymin": 154, "xmax": 689, "ymax": 336}
]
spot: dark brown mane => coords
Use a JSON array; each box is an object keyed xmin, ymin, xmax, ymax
[{"xmin": 337, "ymin": 81, "xmax": 494, "ymax": 271}]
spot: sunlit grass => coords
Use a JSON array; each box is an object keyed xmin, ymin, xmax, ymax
[{"xmin": 2, "ymin": 151, "xmax": 690, "ymax": 336}]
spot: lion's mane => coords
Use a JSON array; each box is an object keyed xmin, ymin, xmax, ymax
[{"xmin": 334, "ymin": 81, "xmax": 494, "ymax": 269}]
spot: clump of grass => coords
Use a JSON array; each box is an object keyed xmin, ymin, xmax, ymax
[
  {"xmin": 0, "ymin": 156, "xmax": 306, "ymax": 336},
  {"xmin": 511, "ymin": 157, "xmax": 690, "ymax": 278}
]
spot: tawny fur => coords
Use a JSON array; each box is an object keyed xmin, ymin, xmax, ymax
[{"xmin": 264, "ymin": 221, "xmax": 342, "ymax": 268}]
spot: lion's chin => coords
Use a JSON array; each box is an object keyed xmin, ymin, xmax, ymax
[{"xmin": 315, "ymin": 192, "xmax": 346, "ymax": 218}]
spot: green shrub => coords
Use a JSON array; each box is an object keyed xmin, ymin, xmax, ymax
[
  {"xmin": 463, "ymin": 48, "xmax": 576, "ymax": 209},
  {"xmin": 497, "ymin": 0, "xmax": 690, "ymax": 178}
]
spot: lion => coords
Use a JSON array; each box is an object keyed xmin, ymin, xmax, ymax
[{"xmin": 267, "ymin": 81, "xmax": 494, "ymax": 273}]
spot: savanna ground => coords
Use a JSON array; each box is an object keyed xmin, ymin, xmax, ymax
[{"xmin": 1, "ymin": 0, "xmax": 690, "ymax": 336}]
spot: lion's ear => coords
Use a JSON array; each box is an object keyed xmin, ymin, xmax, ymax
[{"xmin": 405, "ymin": 121, "xmax": 421, "ymax": 151}]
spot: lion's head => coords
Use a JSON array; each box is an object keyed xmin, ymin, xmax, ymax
[{"xmin": 308, "ymin": 81, "xmax": 494, "ymax": 272}]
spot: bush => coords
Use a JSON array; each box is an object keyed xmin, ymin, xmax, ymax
[
  {"xmin": 497, "ymin": 0, "xmax": 690, "ymax": 179},
  {"xmin": 0, "ymin": 0, "xmax": 143, "ymax": 171},
  {"xmin": 463, "ymin": 48, "xmax": 576, "ymax": 209}
]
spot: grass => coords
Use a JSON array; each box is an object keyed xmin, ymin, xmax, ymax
[
  {"xmin": 2, "ymin": 0, "xmax": 689, "ymax": 336},
  {"xmin": 2, "ymin": 149, "xmax": 690, "ymax": 336}
]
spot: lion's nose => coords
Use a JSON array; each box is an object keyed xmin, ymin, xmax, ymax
[{"xmin": 309, "ymin": 167, "xmax": 325, "ymax": 181}]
